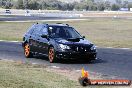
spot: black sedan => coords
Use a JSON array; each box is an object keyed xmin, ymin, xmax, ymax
[{"xmin": 22, "ymin": 23, "xmax": 97, "ymax": 63}]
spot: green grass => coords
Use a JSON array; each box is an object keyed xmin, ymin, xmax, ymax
[
  {"xmin": 0, "ymin": 22, "xmax": 33, "ymax": 41},
  {"xmin": 71, "ymin": 18, "xmax": 132, "ymax": 48},
  {"xmin": 0, "ymin": 60, "xmax": 129, "ymax": 88},
  {"xmin": 0, "ymin": 18, "xmax": 132, "ymax": 48},
  {"xmin": 0, "ymin": 60, "xmax": 82, "ymax": 88}
]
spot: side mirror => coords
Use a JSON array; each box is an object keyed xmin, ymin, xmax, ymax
[
  {"xmin": 82, "ymin": 36, "xmax": 85, "ymax": 38},
  {"xmin": 41, "ymin": 35, "xmax": 48, "ymax": 38}
]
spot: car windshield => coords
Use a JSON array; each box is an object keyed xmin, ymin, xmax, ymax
[{"xmin": 48, "ymin": 26, "xmax": 82, "ymax": 39}]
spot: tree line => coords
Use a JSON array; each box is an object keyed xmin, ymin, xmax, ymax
[{"xmin": 0, "ymin": 0, "xmax": 132, "ymax": 11}]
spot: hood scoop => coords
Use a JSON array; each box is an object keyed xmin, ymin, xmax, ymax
[{"xmin": 67, "ymin": 38, "xmax": 80, "ymax": 42}]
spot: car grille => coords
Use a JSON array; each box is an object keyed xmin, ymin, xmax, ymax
[{"xmin": 70, "ymin": 45, "xmax": 91, "ymax": 52}]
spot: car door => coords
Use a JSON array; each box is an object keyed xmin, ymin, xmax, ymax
[
  {"xmin": 31, "ymin": 24, "xmax": 43, "ymax": 53},
  {"xmin": 36, "ymin": 25, "xmax": 49, "ymax": 55},
  {"xmin": 26, "ymin": 25, "xmax": 37, "ymax": 52}
]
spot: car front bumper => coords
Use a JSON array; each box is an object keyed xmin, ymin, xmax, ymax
[{"xmin": 56, "ymin": 51, "xmax": 97, "ymax": 60}]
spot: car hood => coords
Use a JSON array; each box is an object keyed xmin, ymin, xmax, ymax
[{"xmin": 54, "ymin": 38, "xmax": 92, "ymax": 45}]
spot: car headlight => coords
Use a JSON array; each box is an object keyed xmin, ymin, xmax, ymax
[
  {"xmin": 59, "ymin": 44, "xmax": 70, "ymax": 50},
  {"xmin": 91, "ymin": 45, "xmax": 96, "ymax": 50}
]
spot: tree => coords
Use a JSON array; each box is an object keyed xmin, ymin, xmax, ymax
[
  {"xmin": 104, "ymin": 0, "xmax": 111, "ymax": 10},
  {"xmin": 77, "ymin": 0, "xmax": 95, "ymax": 11},
  {"xmin": 5, "ymin": 0, "xmax": 12, "ymax": 9},
  {"xmin": 128, "ymin": 3, "xmax": 132, "ymax": 8},
  {"xmin": 116, "ymin": 0, "xmax": 122, "ymax": 5},
  {"xmin": 0, "ymin": 0, "xmax": 2, "ymax": 7},
  {"xmin": 97, "ymin": 1, "xmax": 105, "ymax": 11},
  {"xmin": 0, "ymin": 0, "xmax": 13, "ymax": 9},
  {"xmin": 91, "ymin": 3, "xmax": 97, "ymax": 11},
  {"xmin": 111, "ymin": 4, "xmax": 120, "ymax": 11},
  {"xmin": 17, "ymin": 0, "xmax": 24, "ymax": 9},
  {"xmin": 23, "ymin": 0, "xmax": 29, "ymax": 9},
  {"xmin": 41, "ymin": 1, "xmax": 47, "ymax": 10},
  {"xmin": 28, "ymin": 1, "xmax": 39, "ymax": 10},
  {"xmin": 115, "ymin": 0, "xmax": 122, "ymax": 9},
  {"xmin": 122, "ymin": 0, "xmax": 128, "ymax": 8}
]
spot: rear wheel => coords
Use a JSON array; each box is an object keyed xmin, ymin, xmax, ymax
[
  {"xmin": 48, "ymin": 47, "xmax": 56, "ymax": 63},
  {"xmin": 24, "ymin": 43, "xmax": 33, "ymax": 58}
]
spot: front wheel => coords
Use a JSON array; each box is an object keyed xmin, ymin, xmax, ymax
[
  {"xmin": 24, "ymin": 43, "xmax": 33, "ymax": 58},
  {"xmin": 48, "ymin": 47, "xmax": 56, "ymax": 63}
]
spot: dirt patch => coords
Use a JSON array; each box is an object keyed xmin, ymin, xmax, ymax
[{"xmin": 45, "ymin": 65, "xmax": 116, "ymax": 81}]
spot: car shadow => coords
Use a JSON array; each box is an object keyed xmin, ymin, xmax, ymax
[
  {"xmin": 57, "ymin": 58, "xmax": 107, "ymax": 64},
  {"xmin": 33, "ymin": 55, "xmax": 49, "ymax": 61},
  {"xmin": 34, "ymin": 55, "xmax": 107, "ymax": 64}
]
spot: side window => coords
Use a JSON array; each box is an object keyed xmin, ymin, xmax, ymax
[
  {"xmin": 41, "ymin": 26, "xmax": 48, "ymax": 35},
  {"xmin": 32, "ymin": 24, "xmax": 43, "ymax": 36}
]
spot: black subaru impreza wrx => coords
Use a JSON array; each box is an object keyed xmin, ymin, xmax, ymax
[{"xmin": 22, "ymin": 23, "xmax": 97, "ymax": 63}]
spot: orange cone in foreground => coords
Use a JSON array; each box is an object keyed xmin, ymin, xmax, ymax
[
  {"xmin": 81, "ymin": 67, "xmax": 89, "ymax": 78},
  {"xmin": 79, "ymin": 67, "xmax": 91, "ymax": 86},
  {"xmin": 79, "ymin": 68, "xmax": 131, "ymax": 86}
]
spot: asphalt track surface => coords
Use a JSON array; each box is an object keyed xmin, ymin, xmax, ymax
[
  {"xmin": 1, "ymin": 15, "xmax": 132, "ymax": 21},
  {"xmin": 0, "ymin": 41, "xmax": 132, "ymax": 80},
  {"xmin": 0, "ymin": 16, "xmax": 79, "ymax": 21}
]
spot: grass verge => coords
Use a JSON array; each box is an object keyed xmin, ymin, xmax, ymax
[
  {"xmin": 0, "ymin": 60, "xmax": 131, "ymax": 88},
  {"xmin": 0, "ymin": 60, "xmax": 80, "ymax": 88},
  {"xmin": 0, "ymin": 18, "xmax": 132, "ymax": 48}
]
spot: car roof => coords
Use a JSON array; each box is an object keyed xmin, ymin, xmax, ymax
[{"xmin": 35, "ymin": 23, "xmax": 70, "ymax": 27}]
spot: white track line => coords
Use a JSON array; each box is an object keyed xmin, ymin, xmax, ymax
[
  {"xmin": 50, "ymin": 66, "xmax": 60, "ymax": 69},
  {"xmin": 0, "ymin": 40, "xmax": 21, "ymax": 43},
  {"xmin": 96, "ymin": 46, "xmax": 131, "ymax": 50},
  {"xmin": 105, "ymin": 47, "xmax": 131, "ymax": 50},
  {"xmin": 120, "ymin": 48, "xmax": 131, "ymax": 50},
  {"xmin": 106, "ymin": 47, "xmax": 113, "ymax": 48},
  {"xmin": 76, "ymin": 70, "xmax": 81, "ymax": 72},
  {"xmin": 32, "ymin": 63, "xmax": 38, "ymax": 65}
]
